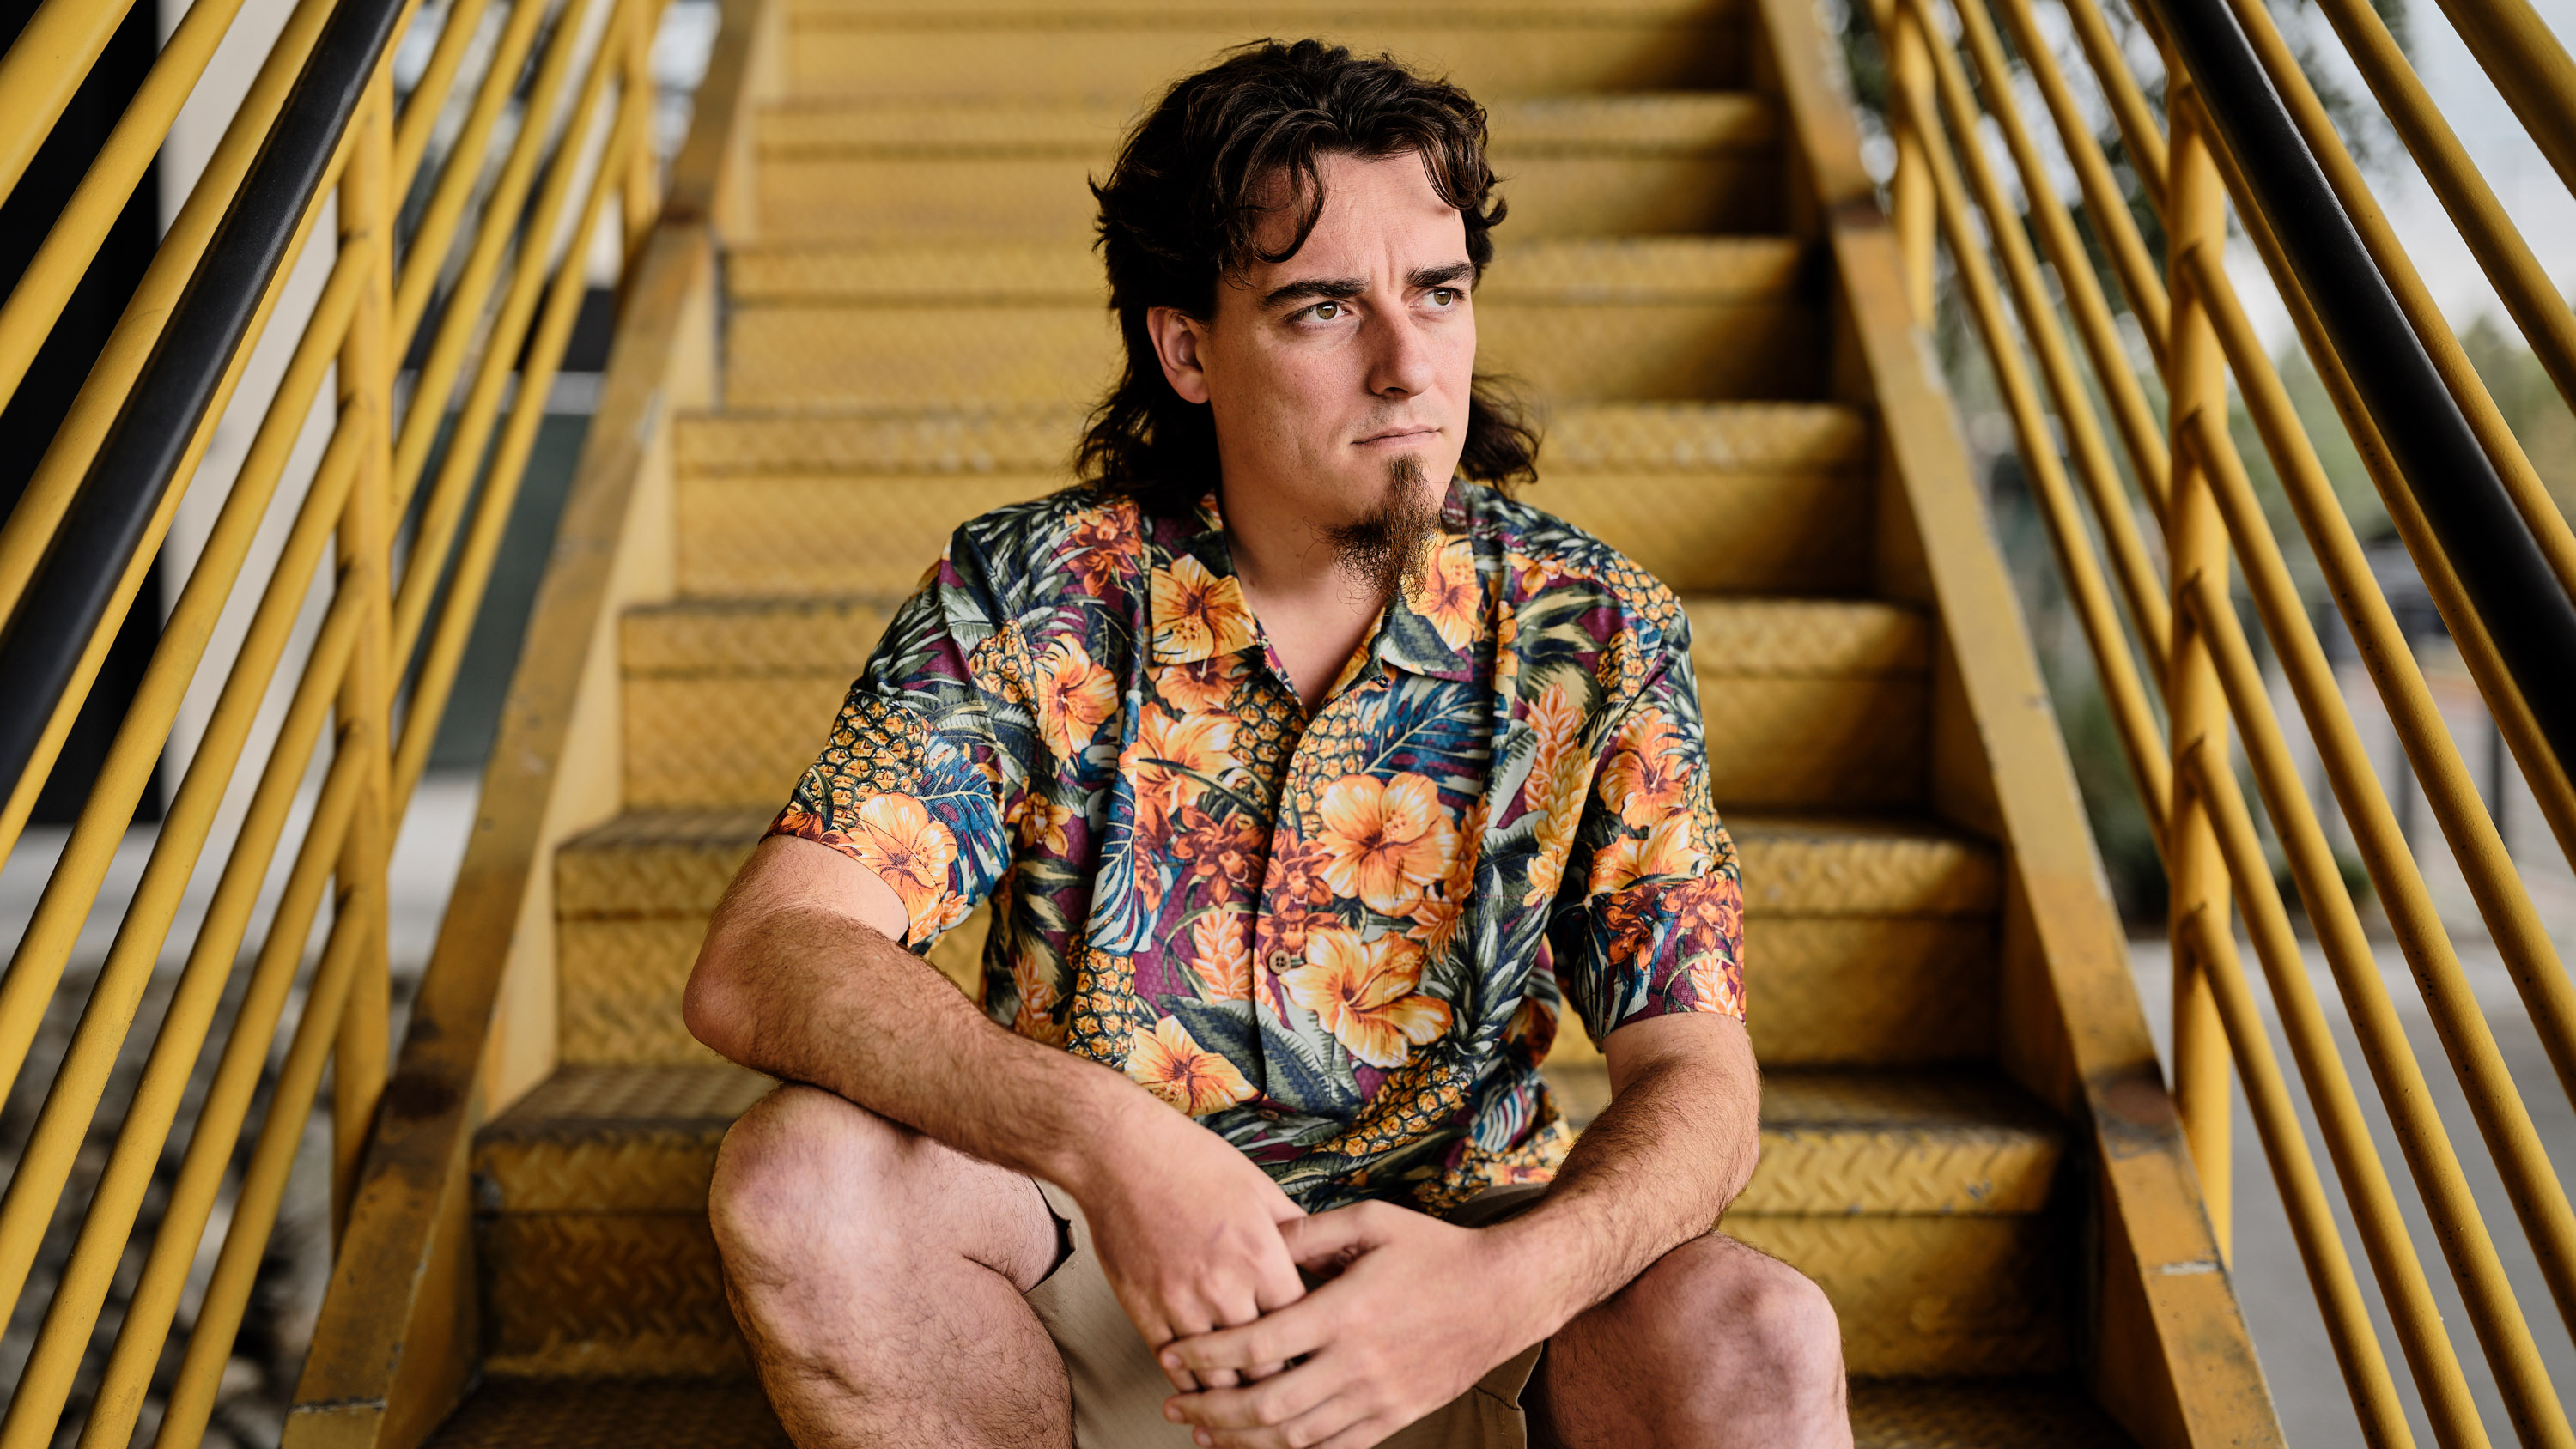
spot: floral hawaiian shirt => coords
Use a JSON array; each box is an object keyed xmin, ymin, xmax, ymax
[{"xmin": 769, "ymin": 480, "xmax": 1744, "ymax": 1212}]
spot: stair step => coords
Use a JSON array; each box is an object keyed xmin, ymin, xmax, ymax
[
  {"xmin": 553, "ymin": 810, "xmax": 1993, "ymax": 1066},
  {"xmin": 668, "ymin": 402, "xmax": 1874, "ymax": 597},
  {"xmin": 752, "ymin": 94, "xmax": 1778, "ymax": 241},
  {"xmin": 420, "ymin": 1373, "xmax": 2137, "ymax": 1447},
  {"xmin": 771, "ymin": 3, "xmax": 1747, "ymax": 108},
  {"xmin": 468, "ymin": 1061, "xmax": 2057, "ymax": 1379},
  {"xmin": 615, "ymin": 595, "xmax": 1924, "ymax": 812},
  {"xmin": 1541, "ymin": 1065, "xmax": 2060, "ymax": 1213},
  {"xmin": 723, "ymin": 236, "xmax": 1817, "ymax": 409}
]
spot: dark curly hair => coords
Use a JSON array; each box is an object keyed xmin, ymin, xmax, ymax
[{"xmin": 1078, "ymin": 39, "xmax": 1540, "ymax": 512}]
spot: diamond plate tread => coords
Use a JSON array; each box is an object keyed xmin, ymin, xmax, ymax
[
  {"xmin": 623, "ymin": 596, "xmax": 902, "ymax": 675},
  {"xmin": 558, "ymin": 810, "xmax": 774, "ymax": 918},
  {"xmin": 619, "ymin": 670, "xmax": 1918, "ymax": 811},
  {"xmin": 725, "ymin": 234, "xmax": 1797, "ymax": 304},
  {"xmin": 1722, "ymin": 1212, "xmax": 2069, "ymax": 1377},
  {"xmin": 1727, "ymin": 814, "xmax": 1998, "ymax": 917},
  {"xmin": 1545, "ymin": 1066, "xmax": 2062, "ymax": 1214},
  {"xmin": 756, "ymin": 92, "xmax": 1771, "ymax": 156},
  {"xmin": 1750, "ymin": 916, "xmax": 1995, "ymax": 1065},
  {"xmin": 477, "ymin": 1063, "xmax": 773, "ymax": 1213},
  {"xmin": 423, "ymin": 1379, "xmax": 787, "ymax": 1448},
  {"xmin": 479, "ymin": 1212, "xmax": 750, "ymax": 1376},
  {"xmin": 1849, "ymin": 1379, "xmax": 2137, "ymax": 1448},
  {"xmin": 676, "ymin": 474, "xmax": 1052, "ymax": 597},
  {"xmin": 723, "ymin": 284, "xmax": 1814, "ymax": 409},
  {"xmin": 780, "ymin": 18, "xmax": 1744, "ymax": 108},
  {"xmin": 1684, "ymin": 597, "xmax": 1927, "ymax": 677},
  {"xmin": 673, "ymin": 402, "xmax": 1868, "ymax": 476}
]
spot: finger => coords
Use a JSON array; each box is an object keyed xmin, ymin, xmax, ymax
[
  {"xmin": 1163, "ymin": 1367, "xmax": 1345, "ymax": 1438},
  {"xmin": 1211, "ymin": 1390, "xmax": 1377, "ymax": 1449},
  {"xmin": 1163, "ymin": 1296, "xmax": 1334, "ymax": 1376},
  {"xmin": 1276, "ymin": 1203, "xmax": 1388, "ymax": 1276}
]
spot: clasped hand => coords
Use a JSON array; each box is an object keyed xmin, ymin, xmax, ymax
[{"xmin": 1155, "ymin": 1200, "xmax": 1534, "ymax": 1449}]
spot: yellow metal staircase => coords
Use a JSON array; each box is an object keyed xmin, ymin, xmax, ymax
[{"xmin": 402, "ymin": 0, "xmax": 2223, "ymax": 1442}]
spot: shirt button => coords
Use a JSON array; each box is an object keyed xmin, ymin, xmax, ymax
[{"xmin": 1267, "ymin": 950, "xmax": 1292, "ymax": 973}]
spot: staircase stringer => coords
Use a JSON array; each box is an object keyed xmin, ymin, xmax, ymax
[{"xmin": 1745, "ymin": 0, "xmax": 2282, "ymax": 1443}]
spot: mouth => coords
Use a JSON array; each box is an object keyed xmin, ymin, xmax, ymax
[{"xmin": 1352, "ymin": 426, "xmax": 1440, "ymax": 447}]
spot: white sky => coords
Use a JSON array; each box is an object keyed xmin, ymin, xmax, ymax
[{"xmin": 2224, "ymin": 0, "xmax": 2576, "ymax": 351}]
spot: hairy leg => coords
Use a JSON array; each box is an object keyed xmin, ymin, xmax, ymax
[
  {"xmin": 1533, "ymin": 1232, "xmax": 1849, "ymax": 1449},
  {"xmin": 708, "ymin": 1084, "xmax": 1070, "ymax": 1449}
]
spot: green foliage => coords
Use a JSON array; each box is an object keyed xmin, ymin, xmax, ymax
[{"xmin": 2460, "ymin": 314, "xmax": 2576, "ymax": 527}]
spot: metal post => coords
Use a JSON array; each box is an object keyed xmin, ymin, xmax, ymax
[
  {"xmin": 331, "ymin": 73, "xmax": 395, "ymax": 1239},
  {"xmin": 2166, "ymin": 87, "xmax": 2234, "ymax": 1256},
  {"xmin": 1888, "ymin": 0, "xmax": 1935, "ymax": 323}
]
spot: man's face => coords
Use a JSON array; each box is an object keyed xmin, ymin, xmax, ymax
[{"xmin": 1148, "ymin": 150, "xmax": 1476, "ymax": 585}]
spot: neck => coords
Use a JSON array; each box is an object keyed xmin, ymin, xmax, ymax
[{"xmin": 1218, "ymin": 476, "xmax": 1392, "ymax": 713}]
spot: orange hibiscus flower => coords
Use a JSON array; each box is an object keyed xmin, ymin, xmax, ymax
[
  {"xmin": 1128, "ymin": 1016, "xmax": 1257, "ymax": 1115},
  {"xmin": 1157, "ymin": 653, "xmax": 1245, "ymax": 714},
  {"xmin": 1033, "ymin": 638, "xmax": 1117, "ymax": 758},
  {"xmin": 1407, "ymin": 537, "xmax": 1482, "ymax": 652},
  {"xmin": 1188, "ymin": 909, "xmax": 1254, "ymax": 1001},
  {"xmin": 1600, "ymin": 706, "xmax": 1692, "ymax": 829},
  {"xmin": 1128, "ymin": 705, "xmax": 1237, "ymax": 836},
  {"xmin": 1315, "ymin": 773, "xmax": 1459, "ymax": 915},
  {"xmin": 1280, "ymin": 925, "xmax": 1453, "ymax": 1068},
  {"xmin": 1149, "ymin": 555, "xmax": 1256, "ymax": 661},
  {"xmin": 1590, "ymin": 813, "xmax": 1706, "ymax": 895},
  {"xmin": 845, "ymin": 794, "xmax": 969, "ymax": 943}
]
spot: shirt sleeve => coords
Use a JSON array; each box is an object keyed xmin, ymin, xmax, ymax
[
  {"xmin": 1546, "ymin": 628, "xmax": 1746, "ymax": 1045},
  {"xmin": 765, "ymin": 537, "xmax": 1032, "ymax": 950}
]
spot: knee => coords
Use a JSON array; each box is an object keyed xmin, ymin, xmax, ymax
[
  {"xmin": 1650, "ymin": 1238, "xmax": 1844, "ymax": 1397},
  {"xmin": 708, "ymin": 1084, "xmax": 907, "ymax": 1275},
  {"xmin": 1719, "ymin": 1253, "xmax": 1843, "ymax": 1391}
]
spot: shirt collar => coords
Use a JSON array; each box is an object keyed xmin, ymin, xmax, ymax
[{"xmin": 1144, "ymin": 483, "xmax": 1484, "ymax": 682}]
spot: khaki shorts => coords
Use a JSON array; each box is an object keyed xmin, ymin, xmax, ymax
[{"xmin": 1024, "ymin": 1180, "xmax": 1550, "ymax": 1449}]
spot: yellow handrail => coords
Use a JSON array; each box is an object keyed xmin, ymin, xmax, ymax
[
  {"xmin": 0, "ymin": 0, "xmax": 668, "ymax": 1437},
  {"xmin": 1871, "ymin": 0, "xmax": 2576, "ymax": 1434}
]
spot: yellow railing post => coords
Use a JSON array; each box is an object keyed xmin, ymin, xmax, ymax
[
  {"xmin": 1885, "ymin": 0, "xmax": 1935, "ymax": 323},
  {"xmin": 331, "ymin": 71, "xmax": 396, "ymax": 1236},
  {"xmin": 2164, "ymin": 85, "xmax": 2233, "ymax": 1256},
  {"xmin": 621, "ymin": 0, "xmax": 661, "ymax": 264}
]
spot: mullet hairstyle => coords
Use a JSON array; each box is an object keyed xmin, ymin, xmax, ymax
[{"xmin": 1079, "ymin": 39, "xmax": 1541, "ymax": 513}]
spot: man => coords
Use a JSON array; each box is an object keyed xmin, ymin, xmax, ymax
[{"xmin": 683, "ymin": 39, "xmax": 1849, "ymax": 1449}]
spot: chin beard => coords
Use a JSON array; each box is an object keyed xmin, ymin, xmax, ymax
[{"xmin": 1324, "ymin": 452, "xmax": 1440, "ymax": 600}]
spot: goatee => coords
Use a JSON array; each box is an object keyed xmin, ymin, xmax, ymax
[{"xmin": 1324, "ymin": 452, "xmax": 1441, "ymax": 600}]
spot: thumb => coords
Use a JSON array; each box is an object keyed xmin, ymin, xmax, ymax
[{"xmin": 1277, "ymin": 1202, "xmax": 1388, "ymax": 1275}]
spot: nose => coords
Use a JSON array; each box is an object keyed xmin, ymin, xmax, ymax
[{"xmin": 1364, "ymin": 306, "xmax": 1437, "ymax": 400}]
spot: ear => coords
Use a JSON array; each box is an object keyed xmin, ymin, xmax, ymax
[{"xmin": 1145, "ymin": 306, "xmax": 1212, "ymax": 405}]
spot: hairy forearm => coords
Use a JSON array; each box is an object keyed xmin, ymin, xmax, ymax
[
  {"xmin": 1488, "ymin": 1030, "xmax": 1759, "ymax": 1339},
  {"xmin": 687, "ymin": 886, "xmax": 1158, "ymax": 1197}
]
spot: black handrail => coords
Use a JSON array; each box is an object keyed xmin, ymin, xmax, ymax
[
  {"xmin": 2136, "ymin": 0, "xmax": 2576, "ymax": 772},
  {"xmin": 0, "ymin": 0, "xmax": 412, "ymax": 807}
]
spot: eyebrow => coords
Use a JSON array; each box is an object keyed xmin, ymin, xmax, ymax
[{"xmin": 1260, "ymin": 261, "xmax": 1477, "ymax": 312}]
